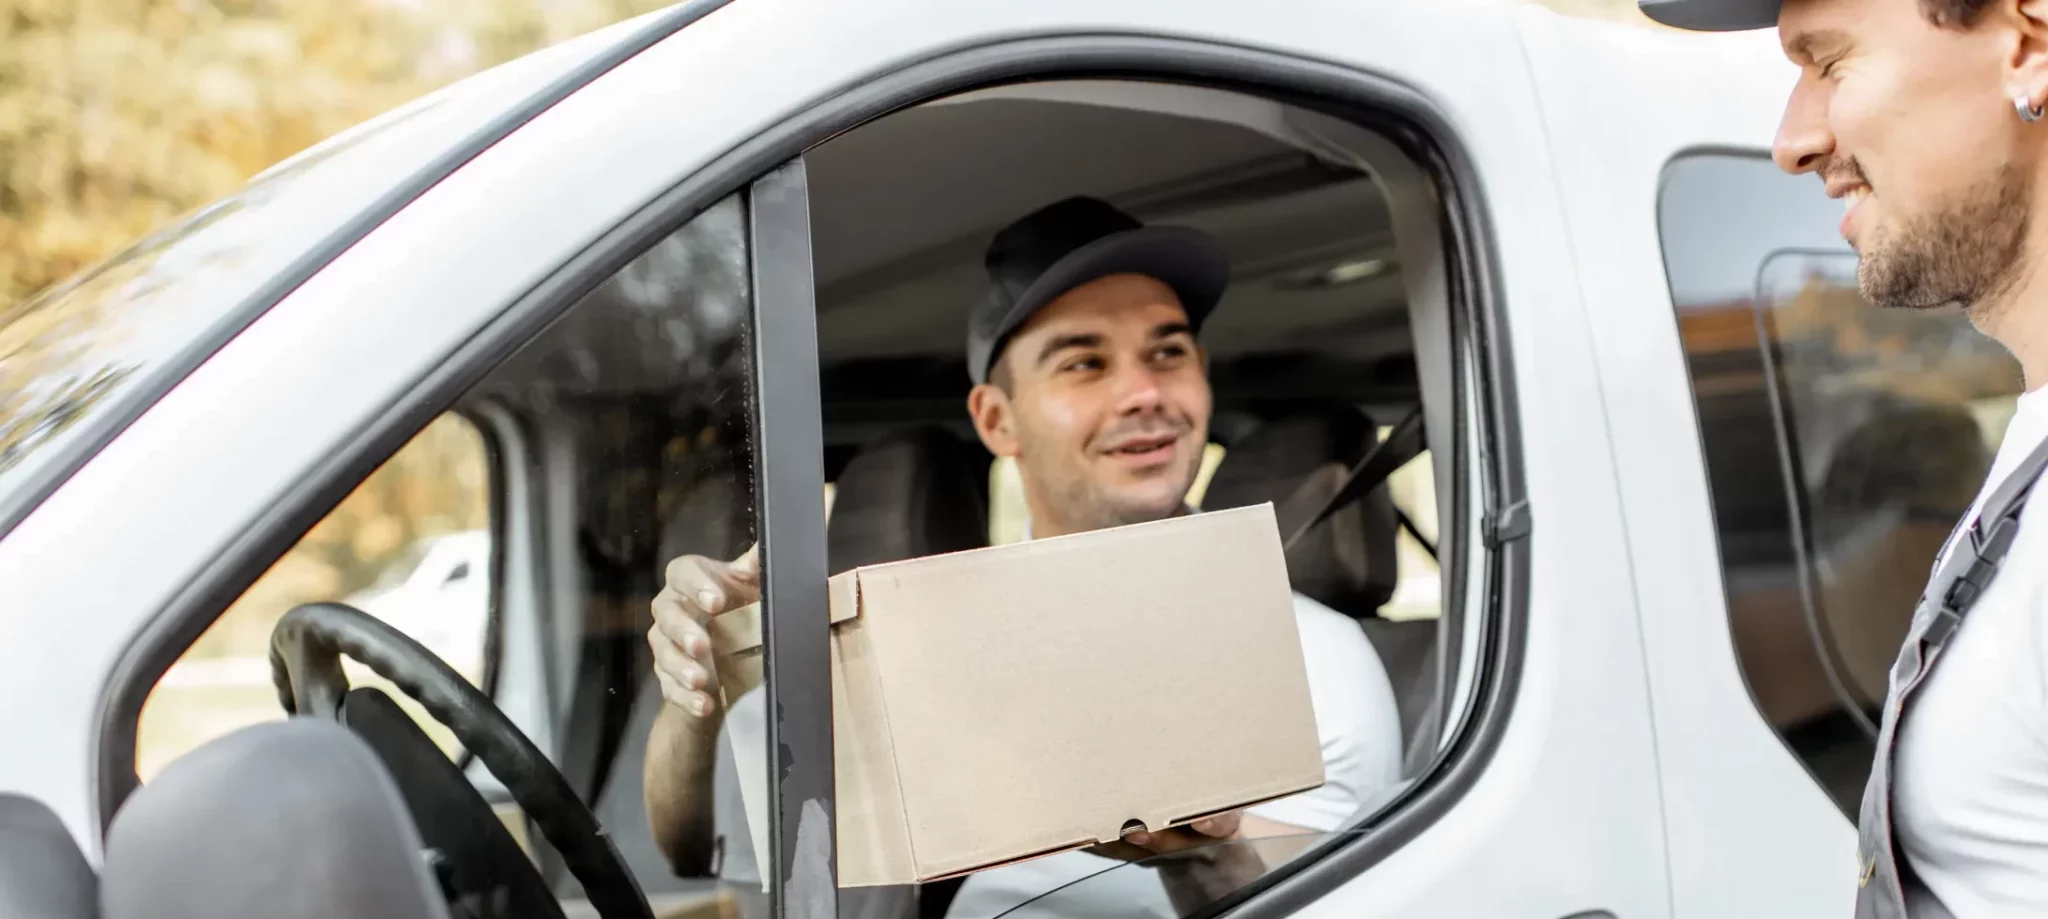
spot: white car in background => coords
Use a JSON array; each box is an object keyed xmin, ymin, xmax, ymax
[{"xmin": 344, "ymin": 530, "xmax": 494, "ymax": 680}]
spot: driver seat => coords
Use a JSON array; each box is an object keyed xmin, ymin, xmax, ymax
[
  {"xmin": 0, "ymin": 794, "xmax": 97, "ymax": 919},
  {"xmin": 100, "ymin": 720, "xmax": 449, "ymax": 919},
  {"xmin": 1201, "ymin": 406, "xmax": 1441, "ymax": 780}
]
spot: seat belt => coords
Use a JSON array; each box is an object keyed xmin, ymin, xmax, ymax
[{"xmin": 1279, "ymin": 405, "xmax": 1426, "ymax": 551}]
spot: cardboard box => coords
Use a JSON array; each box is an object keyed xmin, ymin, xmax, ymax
[{"xmin": 706, "ymin": 503, "xmax": 1324, "ymax": 887}]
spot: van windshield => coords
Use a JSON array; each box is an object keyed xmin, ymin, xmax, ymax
[{"xmin": 0, "ymin": 21, "xmax": 636, "ymax": 527}]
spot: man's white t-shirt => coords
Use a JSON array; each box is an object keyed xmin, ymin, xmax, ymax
[
  {"xmin": 1893, "ymin": 386, "xmax": 2048, "ymax": 917},
  {"xmin": 709, "ymin": 517, "xmax": 1405, "ymax": 919}
]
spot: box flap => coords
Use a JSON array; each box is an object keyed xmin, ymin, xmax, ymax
[
  {"xmin": 712, "ymin": 573, "xmax": 921, "ymax": 888},
  {"xmin": 707, "ymin": 574, "xmax": 861, "ymax": 658},
  {"xmin": 850, "ymin": 504, "xmax": 1325, "ymax": 880},
  {"xmin": 829, "ymin": 604, "xmax": 918, "ymax": 886}
]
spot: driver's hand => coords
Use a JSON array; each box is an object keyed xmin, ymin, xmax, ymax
[
  {"xmin": 1086, "ymin": 811, "xmax": 1244, "ymax": 862},
  {"xmin": 649, "ymin": 544, "xmax": 760, "ymax": 720}
]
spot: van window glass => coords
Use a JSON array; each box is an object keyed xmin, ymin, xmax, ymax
[
  {"xmin": 1658, "ymin": 153, "xmax": 2023, "ymax": 813},
  {"xmin": 137, "ymin": 413, "xmax": 496, "ymax": 780}
]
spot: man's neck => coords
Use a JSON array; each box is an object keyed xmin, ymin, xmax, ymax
[
  {"xmin": 1018, "ymin": 500, "xmax": 1194, "ymax": 541},
  {"xmin": 1978, "ymin": 233, "xmax": 2048, "ymax": 391}
]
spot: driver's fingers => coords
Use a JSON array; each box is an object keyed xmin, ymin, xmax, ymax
[
  {"xmin": 663, "ymin": 558, "xmax": 729, "ymax": 620},
  {"xmin": 650, "ymin": 615, "xmax": 714, "ymax": 678},
  {"xmin": 652, "ymin": 588, "xmax": 713, "ymax": 658},
  {"xmin": 1123, "ymin": 827, "xmax": 1208, "ymax": 854},
  {"xmin": 664, "ymin": 554, "xmax": 762, "ymax": 620},
  {"xmin": 651, "ymin": 628, "xmax": 715, "ymax": 715},
  {"xmin": 650, "ymin": 626, "xmax": 712, "ymax": 688},
  {"xmin": 654, "ymin": 666, "xmax": 713, "ymax": 717},
  {"xmin": 1190, "ymin": 811, "xmax": 1240, "ymax": 839},
  {"xmin": 729, "ymin": 543, "xmax": 761, "ymax": 585}
]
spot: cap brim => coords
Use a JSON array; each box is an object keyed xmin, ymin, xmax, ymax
[
  {"xmin": 1638, "ymin": 0, "xmax": 1779, "ymax": 30},
  {"xmin": 975, "ymin": 226, "xmax": 1230, "ymax": 384}
]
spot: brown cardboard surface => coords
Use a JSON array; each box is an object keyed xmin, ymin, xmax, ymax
[{"xmin": 708, "ymin": 503, "xmax": 1324, "ymax": 887}]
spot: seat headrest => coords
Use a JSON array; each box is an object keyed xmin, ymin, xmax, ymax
[
  {"xmin": 1202, "ymin": 408, "xmax": 1400, "ymax": 616},
  {"xmin": 102, "ymin": 720, "xmax": 449, "ymax": 919},
  {"xmin": 828, "ymin": 426, "xmax": 992, "ymax": 574},
  {"xmin": 657, "ymin": 467, "xmax": 756, "ymax": 570},
  {"xmin": 0, "ymin": 794, "xmax": 96, "ymax": 919}
]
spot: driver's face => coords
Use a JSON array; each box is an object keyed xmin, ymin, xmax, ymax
[{"xmin": 968, "ymin": 274, "xmax": 1212, "ymax": 537}]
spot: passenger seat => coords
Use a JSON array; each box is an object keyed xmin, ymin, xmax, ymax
[
  {"xmin": 823, "ymin": 425, "xmax": 991, "ymax": 574},
  {"xmin": 1201, "ymin": 407, "xmax": 1440, "ymax": 779}
]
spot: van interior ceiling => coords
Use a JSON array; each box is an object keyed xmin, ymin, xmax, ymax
[{"xmin": 805, "ymin": 79, "xmax": 1427, "ymax": 453}]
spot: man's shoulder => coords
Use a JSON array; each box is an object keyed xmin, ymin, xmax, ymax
[
  {"xmin": 1288, "ymin": 591, "xmax": 1369, "ymax": 637},
  {"xmin": 1286, "ymin": 592, "xmax": 1388, "ymax": 673}
]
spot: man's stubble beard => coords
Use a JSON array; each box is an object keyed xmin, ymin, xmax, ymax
[
  {"xmin": 1023, "ymin": 445, "xmax": 1200, "ymax": 535},
  {"xmin": 1858, "ymin": 160, "xmax": 2032, "ymax": 322}
]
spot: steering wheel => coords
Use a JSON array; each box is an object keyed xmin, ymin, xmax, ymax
[{"xmin": 269, "ymin": 602, "xmax": 654, "ymax": 919}]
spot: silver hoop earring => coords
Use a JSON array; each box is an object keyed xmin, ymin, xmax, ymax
[{"xmin": 2017, "ymin": 93, "xmax": 2045, "ymax": 123}]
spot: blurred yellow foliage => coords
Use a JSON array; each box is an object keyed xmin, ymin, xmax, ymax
[
  {"xmin": 0, "ymin": 0, "xmax": 673, "ymax": 309},
  {"xmin": 0, "ymin": 0, "xmax": 1654, "ymax": 312}
]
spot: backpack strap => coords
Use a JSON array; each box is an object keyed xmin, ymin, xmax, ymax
[{"xmin": 1924, "ymin": 433, "xmax": 2048, "ymax": 647}]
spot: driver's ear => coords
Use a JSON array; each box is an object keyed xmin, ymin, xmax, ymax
[{"xmin": 967, "ymin": 383, "xmax": 1020, "ymax": 458}]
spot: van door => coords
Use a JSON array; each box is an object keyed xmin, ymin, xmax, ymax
[{"xmin": 1521, "ymin": 11, "xmax": 1874, "ymax": 917}]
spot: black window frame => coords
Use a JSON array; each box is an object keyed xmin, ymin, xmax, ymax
[{"xmin": 91, "ymin": 36, "xmax": 1529, "ymax": 919}]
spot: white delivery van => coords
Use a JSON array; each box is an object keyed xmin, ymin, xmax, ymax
[{"xmin": 1, "ymin": 2, "xmax": 2019, "ymax": 918}]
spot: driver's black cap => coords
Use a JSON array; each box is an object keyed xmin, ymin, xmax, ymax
[
  {"xmin": 967, "ymin": 196, "xmax": 1229, "ymax": 386},
  {"xmin": 1638, "ymin": 0, "xmax": 1781, "ymax": 30}
]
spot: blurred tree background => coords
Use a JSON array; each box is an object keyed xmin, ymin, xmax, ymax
[{"xmin": 0, "ymin": 0, "xmax": 684, "ymax": 306}]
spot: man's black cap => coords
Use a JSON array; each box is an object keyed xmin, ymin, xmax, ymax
[
  {"xmin": 1638, "ymin": 0, "xmax": 1780, "ymax": 30},
  {"xmin": 967, "ymin": 196, "xmax": 1229, "ymax": 386}
]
